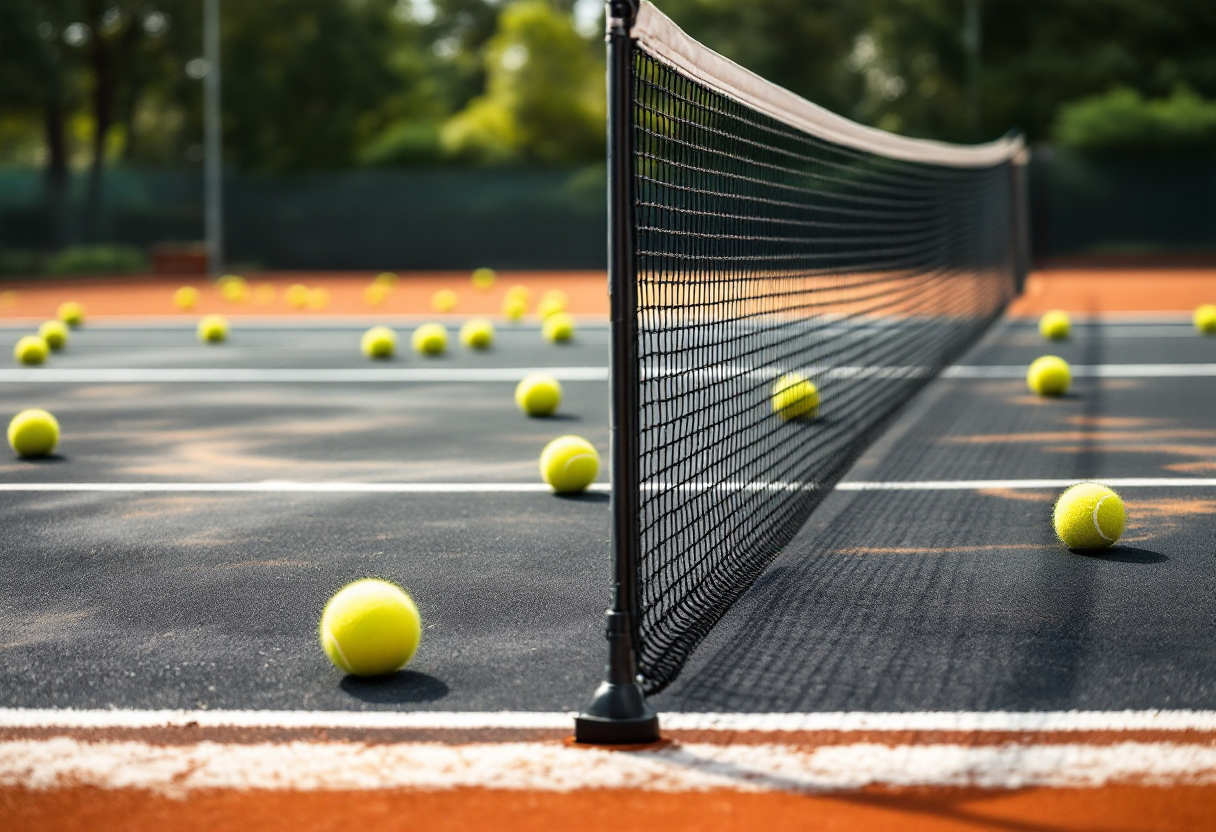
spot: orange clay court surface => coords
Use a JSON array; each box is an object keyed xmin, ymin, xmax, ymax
[
  {"xmin": 2, "ymin": 268, "xmax": 1216, "ymax": 831},
  {"xmin": 0, "ymin": 268, "xmax": 1214, "ymax": 320}
]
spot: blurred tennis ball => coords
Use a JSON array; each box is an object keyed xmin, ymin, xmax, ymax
[
  {"xmin": 1027, "ymin": 355, "xmax": 1071, "ymax": 396},
  {"xmin": 460, "ymin": 318, "xmax": 495, "ymax": 350},
  {"xmin": 471, "ymin": 268, "xmax": 496, "ymax": 291},
  {"xmin": 364, "ymin": 284, "xmax": 389, "ymax": 306},
  {"xmin": 542, "ymin": 312, "xmax": 575, "ymax": 343},
  {"xmin": 174, "ymin": 286, "xmax": 199, "ymax": 310},
  {"xmin": 515, "ymin": 373, "xmax": 562, "ymax": 417},
  {"xmin": 537, "ymin": 289, "xmax": 567, "ymax": 319},
  {"xmin": 772, "ymin": 372, "xmax": 820, "ymax": 421},
  {"xmin": 1053, "ymin": 483, "xmax": 1125, "ymax": 551},
  {"xmin": 374, "ymin": 272, "xmax": 399, "ymax": 288},
  {"xmin": 286, "ymin": 284, "xmax": 310, "ymax": 309},
  {"xmin": 412, "ymin": 322, "xmax": 448, "ymax": 356},
  {"xmin": 57, "ymin": 301, "xmax": 84, "ymax": 327},
  {"xmin": 361, "ymin": 325, "xmax": 396, "ymax": 359},
  {"xmin": 319, "ymin": 578, "xmax": 421, "ymax": 677},
  {"xmin": 432, "ymin": 289, "xmax": 458, "ymax": 313},
  {"xmin": 1194, "ymin": 304, "xmax": 1216, "ymax": 335},
  {"xmin": 505, "ymin": 285, "xmax": 530, "ymax": 304},
  {"xmin": 220, "ymin": 276, "xmax": 249, "ymax": 303},
  {"xmin": 540, "ymin": 435, "xmax": 599, "ymax": 494},
  {"xmin": 503, "ymin": 296, "xmax": 527, "ymax": 321},
  {"xmin": 253, "ymin": 283, "xmax": 276, "ymax": 305},
  {"xmin": 8, "ymin": 408, "xmax": 59, "ymax": 458},
  {"xmin": 197, "ymin": 314, "xmax": 229, "ymax": 343},
  {"xmin": 1039, "ymin": 310, "xmax": 1071, "ymax": 340},
  {"xmin": 306, "ymin": 287, "xmax": 330, "ymax": 310},
  {"xmin": 13, "ymin": 335, "xmax": 48, "ymax": 365},
  {"xmin": 38, "ymin": 320, "xmax": 68, "ymax": 351}
]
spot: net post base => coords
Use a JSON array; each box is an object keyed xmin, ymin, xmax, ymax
[{"xmin": 574, "ymin": 681, "xmax": 660, "ymax": 745}]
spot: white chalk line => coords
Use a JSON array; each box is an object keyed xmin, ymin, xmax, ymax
[
  {"xmin": 2, "ymin": 737, "xmax": 1215, "ymax": 794},
  {"xmin": 944, "ymin": 364, "xmax": 1216, "ymax": 379},
  {"xmin": 2, "ymin": 478, "xmax": 1214, "ymax": 494}
]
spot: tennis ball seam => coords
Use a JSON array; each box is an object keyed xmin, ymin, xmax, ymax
[{"xmin": 1091, "ymin": 494, "xmax": 1114, "ymax": 542}]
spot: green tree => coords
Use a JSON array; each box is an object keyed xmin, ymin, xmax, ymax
[
  {"xmin": 1053, "ymin": 87, "xmax": 1216, "ymax": 154},
  {"xmin": 441, "ymin": 0, "xmax": 604, "ymax": 164}
]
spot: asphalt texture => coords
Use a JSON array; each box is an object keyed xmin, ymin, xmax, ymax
[{"xmin": 2, "ymin": 318, "xmax": 1215, "ymax": 713}]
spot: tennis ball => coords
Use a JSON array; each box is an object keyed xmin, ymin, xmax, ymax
[
  {"xmin": 174, "ymin": 286, "xmax": 199, "ymax": 310},
  {"xmin": 13, "ymin": 335, "xmax": 48, "ymax": 365},
  {"xmin": 1039, "ymin": 310, "xmax": 1071, "ymax": 340},
  {"xmin": 364, "ymin": 284, "xmax": 388, "ymax": 307},
  {"xmin": 471, "ymin": 268, "xmax": 496, "ymax": 290},
  {"xmin": 306, "ymin": 287, "xmax": 330, "ymax": 310},
  {"xmin": 505, "ymin": 285, "xmax": 530, "ymax": 304},
  {"xmin": 1027, "ymin": 355, "xmax": 1071, "ymax": 396},
  {"xmin": 537, "ymin": 290, "xmax": 567, "ymax": 320},
  {"xmin": 286, "ymin": 284, "xmax": 310, "ymax": 309},
  {"xmin": 432, "ymin": 289, "xmax": 458, "ymax": 313},
  {"xmin": 1053, "ymin": 482, "xmax": 1125, "ymax": 551},
  {"xmin": 38, "ymin": 320, "xmax": 69, "ymax": 351},
  {"xmin": 772, "ymin": 372, "xmax": 820, "ymax": 420},
  {"xmin": 1194, "ymin": 304, "xmax": 1216, "ymax": 335},
  {"xmin": 198, "ymin": 314, "xmax": 229, "ymax": 344},
  {"xmin": 503, "ymin": 296, "xmax": 527, "ymax": 321},
  {"xmin": 540, "ymin": 435, "xmax": 599, "ymax": 494},
  {"xmin": 361, "ymin": 325, "xmax": 396, "ymax": 359},
  {"xmin": 542, "ymin": 312, "xmax": 575, "ymax": 343},
  {"xmin": 374, "ymin": 272, "xmax": 399, "ymax": 288},
  {"xmin": 460, "ymin": 318, "xmax": 495, "ymax": 350},
  {"xmin": 57, "ymin": 301, "xmax": 84, "ymax": 327},
  {"xmin": 412, "ymin": 323, "xmax": 448, "ymax": 356},
  {"xmin": 319, "ymin": 578, "xmax": 421, "ymax": 677},
  {"xmin": 515, "ymin": 373, "xmax": 562, "ymax": 417},
  {"xmin": 8, "ymin": 408, "xmax": 59, "ymax": 458},
  {"xmin": 220, "ymin": 276, "xmax": 249, "ymax": 303}
]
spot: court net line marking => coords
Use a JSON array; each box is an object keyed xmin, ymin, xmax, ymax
[
  {"xmin": 1, "ymin": 707, "xmax": 1214, "ymax": 732},
  {"xmin": 2, "ymin": 479, "xmax": 1214, "ymax": 494},
  {"xmin": 3, "ymin": 363, "xmax": 1216, "ymax": 383}
]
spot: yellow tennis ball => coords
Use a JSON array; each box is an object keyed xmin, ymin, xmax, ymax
[
  {"xmin": 14, "ymin": 335, "xmax": 48, "ymax": 365},
  {"xmin": 537, "ymin": 292, "xmax": 568, "ymax": 319},
  {"xmin": 174, "ymin": 286, "xmax": 199, "ymax": 310},
  {"xmin": 1193, "ymin": 304, "xmax": 1216, "ymax": 335},
  {"xmin": 8, "ymin": 408, "xmax": 59, "ymax": 458},
  {"xmin": 361, "ymin": 325, "xmax": 396, "ymax": 359},
  {"xmin": 57, "ymin": 301, "xmax": 84, "ymax": 327},
  {"xmin": 460, "ymin": 318, "xmax": 495, "ymax": 350},
  {"xmin": 471, "ymin": 268, "xmax": 496, "ymax": 291},
  {"xmin": 412, "ymin": 322, "xmax": 448, "ymax": 356},
  {"xmin": 772, "ymin": 372, "xmax": 820, "ymax": 420},
  {"xmin": 542, "ymin": 312, "xmax": 575, "ymax": 343},
  {"xmin": 432, "ymin": 289, "xmax": 458, "ymax": 313},
  {"xmin": 505, "ymin": 285, "xmax": 530, "ymax": 303},
  {"xmin": 38, "ymin": 320, "xmax": 69, "ymax": 351},
  {"xmin": 286, "ymin": 284, "xmax": 310, "ymax": 309},
  {"xmin": 503, "ymin": 296, "xmax": 527, "ymax": 321},
  {"xmin": 540, "ymin": 435, "xmax": 600, "ymax": 494},
  {"xmin": 1027, "ymin": 355, "xmax": 1071, "ymax": 396},
  {"xmin": 220, "ymin": 277, "xmax": 249, "ymax": 303},
  {"xmin": 364, "ymin": 284, "xmax": 388, "ymax": 307},
  {"xmin": 197, "ymin": 314, "xmax": 229, "ymax": 344},
  {"xmin": 1039, "ymin": 310, "xmax": 1071, "ymax": 340},
  {"xmin": 319, "ymin": 578, "xmax": 422, "ymax": 677},
  {"xmin": 374, "ymin": 272, "xmax": 399, "ymax": 288},
  {"xmin": 1053, "ymin": 483, "xmax": 1125, "ymax": 551},
  {"xmin": 515, "ymin": 373, "xmax": 562, "ymax": 417},
  {"xmin": 306, "ymin": 287, "xmax": 330, "ymax": 310}
]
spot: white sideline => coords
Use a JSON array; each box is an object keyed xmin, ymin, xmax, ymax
[
  {"xmin": 0, "ymin": 367, "xmax": 609, "ymax": 384},
  {"xmin": 2, "ymin": 707, "xmax": 1215, "ymax": 733},
  {"xmin": 945, "ymin": 363, "xmax": 1216, "ymax": 378}
]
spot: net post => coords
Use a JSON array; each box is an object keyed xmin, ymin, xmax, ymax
[
  {"xmin": 574, "ymin": 0, "xmax": 659, "ymax": 746},
  {"xmin": 1010, "ymin": 134, "xmax": 1032, "ymax": 293}
]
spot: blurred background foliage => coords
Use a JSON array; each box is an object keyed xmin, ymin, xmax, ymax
[{"xmin": 1, "ymin": 0, "xmax": 1214, "ymax": 269}]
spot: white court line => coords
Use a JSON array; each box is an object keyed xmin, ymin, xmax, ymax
[
  {"xmin": 2, "ymin": 707, "xmax": 1214, "ymax": 732},
  {"xmin": 945, "ymin": 363, "xmax": 1216, "ymax": 378},
  {"xmin": 837, "ymin": 478, "xmax": 1216, "ymax": 491},
  {"xmin": 0, "ymin": 367, "xmax": 608, "ymax": 383}
]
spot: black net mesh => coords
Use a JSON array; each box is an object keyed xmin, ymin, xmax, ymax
[{"xmin": 629, "ymin": 48, "xmax": 1020, "ymax": 694}]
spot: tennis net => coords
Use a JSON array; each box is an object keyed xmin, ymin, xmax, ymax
[{"xmin": 587, "ymin": 1, "xmax": 1025, "ymax": 722}]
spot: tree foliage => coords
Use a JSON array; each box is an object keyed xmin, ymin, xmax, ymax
[{"xmin": 1053, "ymin": 88, "xmax": 1216, "ymax": 154}]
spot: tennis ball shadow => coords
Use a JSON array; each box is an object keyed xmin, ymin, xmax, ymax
[
  {"xmin": 1078, "ymin": 546, "xmax": 1168, "ymax": 564},
  {"xmin": 554, "ymin": 491, "xmax": 609, "ymax": 504},
  {"xmin": 339, "ymin": 670, "xmax": 449, "ymax": 703},
  {"xmin": 15, "ymin": 453, "xmax": 69, "ymax": 464},
  {"xmin": 539, "ymin": 413, "xmax": 581, "ymax": 422}
]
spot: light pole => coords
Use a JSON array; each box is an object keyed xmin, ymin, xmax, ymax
[
  {"xmin": 963, "ymin": 0, "xmax": 981, "ymax": 138},
  {"xmin": 203, "ymin": 0, "xmax": 223, "ymax": 278}
]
